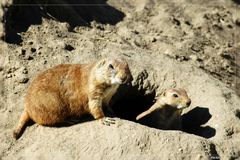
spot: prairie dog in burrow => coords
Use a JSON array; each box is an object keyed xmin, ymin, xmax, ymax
[
  {"xmin": 136, "ymin": 88, "xmax": 191, "ymax": 130},
  {"xmin": 13, "ymin": 58, "xmax": 132, "ymax": 139}
]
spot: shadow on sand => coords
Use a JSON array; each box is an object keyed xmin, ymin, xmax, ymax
[
  {"xmin": 182, "ymin": 106, "xmax": 216, "ymax": 139},
  {"xmin": 4, "ymin": 0, "xmax": 125, "ymax": 44}
]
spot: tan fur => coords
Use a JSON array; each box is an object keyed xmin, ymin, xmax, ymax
[
  {"xmin": 136, "ymin": 88, "xmax": 191, "ymax": 130},
  {"xmin": 13, "ymin": 58, "xmax": 132, "ymax": 139}
]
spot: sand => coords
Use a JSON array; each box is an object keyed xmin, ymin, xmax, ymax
[{"xmin": 0, "ymin": 0, "xmax": 240, "ymax": 159}]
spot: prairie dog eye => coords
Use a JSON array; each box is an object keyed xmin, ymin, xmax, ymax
[
  {"xmin": 109, "ymin": 64, "xmax": 114, "ymax": 70},
  {"xmin": 172, "ymin": 94, "xmax": 178, "ymax": 98}
]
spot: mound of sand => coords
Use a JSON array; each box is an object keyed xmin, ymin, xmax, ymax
[{"xmin": 0, "ymin": 0, "xmax": 240, "ymax": 159}]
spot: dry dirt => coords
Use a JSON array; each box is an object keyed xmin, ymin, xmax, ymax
[{"xmin": 0, "ymin": 0, "xmax": 240, "ymax": 159}]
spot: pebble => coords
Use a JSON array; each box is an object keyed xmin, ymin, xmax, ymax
[
  {"xmin": 19, "ymin": 77, "xmax": 29, "ymax": 84},
  {"xmin": 235, "ymin": 18, "xmax": 240, "ymax": 26},
  {"xmin": 21, "ymin": 49, "xmax": 26, "ymax": 55},
  {"xmin": 222, "ymin": 60, "xmax": 230, "ymax": 68},
  {"xmin": 6, "ymin": 74, "xmax": 12, "ymax": 78},
  {"xmin": 27, "ymin": 56, "xmax": 34, "ymax": 60},
  {"xmin": 132, "ymin": 30, "xmax": 139, "ymax": 34},
  {"xmin": 31, "ymin": 48, "xmax": 36, "ymax": 53},
  {"xmin": 227, "ymin": 67, "xmax": 235, "ymax": 74},
  {"xmin": 172, "ymin": 17, "xmax": 181, "ymax": 26},
  {"xmin": 64, "ymin": 44, "xmax": 75, "ymax": 51},
  {"xmin": 189, "ymin": 55, "xmax": 198, "ymax": 61},
  {"xmin": 219, "ymin": 52, "xmax": 234, "ymax": 60},
  {"xmin": 151, "ymin": 37, "xmax": 157, "ymax": 42},
  {"xmin": 28, "ymin": 41, "xmax": 33, "ymax": 45},
  {"xmin": 21, "ymin": 67, "xmax": 28, "ymax": 74},
  {"xmin": 191, "ymin": 44, "xmax": 201, "ymax": 52}
]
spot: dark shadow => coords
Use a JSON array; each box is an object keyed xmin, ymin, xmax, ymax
[
  {"xmin": 232, "ymin": 0, "xmax": 240, "ymax": 4},
  {"xmin": 55, "ymin": 114, "xmax": 94, "ymax": 128},
  {"xmin": 112, "ymin": 84, "xmax": 156, "ymax": 121},
  {"xmin": 209, "ymin": 143, "xmax": 220, "ymax": 159},
  {"xmin": 235, "ymin": 109, "xmax": 240, "ymax": 119},
  {"xmin": 113, "ymin": 87, "xmax": 216, "ymax": 139},
  {"xmin": 4, "ymin": 0, "xmax": 125, "ymax": 44},
  {"xmin": 182, "ymin": 107, "xmax": 216, "ymax": 138},
  {"xmin": 42, "ymin": 0, "xmax": 125, "ymax": 27},
  {"xmin": 5, "ymin": 0, "xmax": 42, "ymax": 44}
]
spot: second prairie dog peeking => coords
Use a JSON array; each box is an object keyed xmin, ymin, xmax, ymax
[{"xmin": 136, "ymin": 88, "xmax": 191, "ymax": 130}]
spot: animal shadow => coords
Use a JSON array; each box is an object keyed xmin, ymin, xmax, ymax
[
  {"xmin": 4, "ymin": 0, "xmax": 125, "ymax": 44},
  {"xmin": 182, "ymin": 106, "xmax": 216, "ymax": 139},
  {"xmin": 55, "ymin": 115, "xmax": 95, "ymax": 128},
  {"xmin": 135, "ymin": 106, "xmax": 216, "ymax": 139}
]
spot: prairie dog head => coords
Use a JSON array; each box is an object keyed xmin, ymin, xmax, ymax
[
  {"xmin": 95, "ymin": 58, "xmax": 132, "ymax": 85},
  {"xmin": 158, "ymin": 88, "xmax": 191, "ymax": 110}
]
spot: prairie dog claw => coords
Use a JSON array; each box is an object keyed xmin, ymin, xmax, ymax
[{"xmin": 102, "ymin": 117, "xmax": 115, "ymax": 126}]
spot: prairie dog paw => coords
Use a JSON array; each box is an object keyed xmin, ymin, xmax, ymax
[{"xmin": 101, "ymin": 117, "xmax": 115, "ymax": 126}]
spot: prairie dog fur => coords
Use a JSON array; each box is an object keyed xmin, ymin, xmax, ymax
[
  {"xmin": 13, "ymin": 58, "xmax": 132, "ymax": 139},
  {"xmin": 136, "ymin": 88, "xmax": 191, "ymax": 130}
]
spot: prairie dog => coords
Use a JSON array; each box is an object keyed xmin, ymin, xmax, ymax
[
  {"xmin": 136, "ymin": 88, "xmax": 191, "ymax": 130},
  {"xmin": 13, "ymin": 58, "xmax": 132, "ymax": 139}
]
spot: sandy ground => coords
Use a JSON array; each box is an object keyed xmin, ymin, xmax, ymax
[{"xmin": 0, "ymin": 0, "xmax": 240, "ymax": 159}]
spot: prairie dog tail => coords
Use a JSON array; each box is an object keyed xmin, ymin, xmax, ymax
[{"xmin": 13, "ymin": 110, "xmax": 30, "ymax": 139}]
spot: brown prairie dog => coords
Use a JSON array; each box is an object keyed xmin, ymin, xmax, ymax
[
  {"xmin": 136, "ymin": 88, "xmax": 191, "ymax": 130},
  {"xmin": 13, "ymin": 58, "xmax": 132, "ymax": 139}
]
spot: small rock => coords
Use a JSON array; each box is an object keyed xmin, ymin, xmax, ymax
[
  {"xmin": 134, "ymin": 39, "xmax": 141, "ymax": 47},
  {"xmin": 185, "ymin": 20, "xmax": 191, "ymax": 26},
  {"xmin": 222, "ymin": 60, "xmax": 230, "ymax": 69},
  {"xmin": 189, "ymin": 55, "xmax": 198, "ymax": 61},
  {"xmin": 172, "ymin": 17, "xmax": 181, "ymax": 26},
  {"xmin": 21, "ymin": 49, "xmax": 26, "ymax": 55},
  {"xmin": 151, "ymin": 37, "xmax": 157, "ymax": 42},
  {"xmin": 234, "ymin": 109, "xmax": 240, "ymax": 119},
  {"xmin": 196, "ymin": 61, "xmax": 204, "ymax": 68},
  {"xmin": 19, "ymin": 77, "xmax": 29, "ymax": 84},
  {"xmin": 28, "ymin": 41, "xmax": 33, "ymax": 45},
  {"xmin": 27, "ymin": 56, "xmax": 34, "ymax": 60},
  {"xmin": 219, "ymin": 52, "xmax": 233, "ymax": 60},
  {"xmin": 132, "ymin": 30, "xmax": 139, "ymax": 34},
  {"xmin": 225, "ymin": 127, "xmax": 234, "ymax": 137},
  {"xmin": 175, "ymin": 55, "xmax": 189, "ymax": 62},
  {"xmin": 0, "ymin": 67, "xmax": 3, "ymax": 72},
  {"xmin": 227, "ymin": 67, "xmax": 235, "ymax": 74},
  {"xmin": 21, "ymin": 67, "xmax": 28, "ymax": 74},
  {"xmin": 178, "ymin": 148, "xmax": 183, "ymax": 152},
  {"xmin": 64, "ymin": 44, "xmax": 75, "ymax": 51},
  {"xmin": 7, "ymin": 68, "xmax": 12, "ymax": 74},
  {"xmin": 227, "ymin": 24, "xmax": 233, "ymax": 28},
  {"xmin": 191, "ymin": 44, "xmax": 201, "ymax": 52},
  {"xmin": 6, "ymin": 74, "xmax": 12, "ymax": 78},
  {"xmin": 31, "ymin": 48, "xmax": 36, "ymax": 53},
  {"xmin": 235, "ymin": 18, "xmax": 240, "ymax": 26},
  {"xmin": 212, "ymin": 24, "xmax": 223, "ymax": 30},
  {"xmin": 227, "ymin": 42, "xmax": 233, "ymax": 47},
  {"xmin": 96, "ymin": 25, "xmax": 105, "ymax": 31}
]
